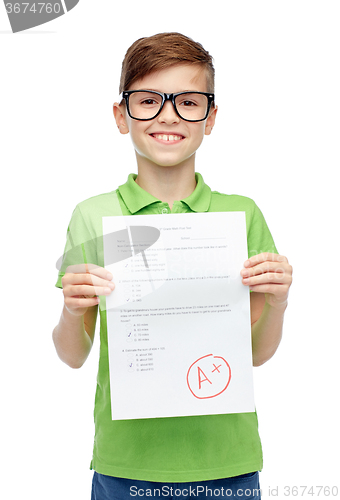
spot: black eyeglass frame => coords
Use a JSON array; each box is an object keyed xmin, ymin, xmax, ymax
[{"xmin": 121, "ymin": 90, "xmax": 215, "ymax": 122}]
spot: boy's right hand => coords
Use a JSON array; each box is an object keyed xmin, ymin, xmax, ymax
[{"xmin": 62, "ymin": 263, "xmax": 115, "ymax": 316}]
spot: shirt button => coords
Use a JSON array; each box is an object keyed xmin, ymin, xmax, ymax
[{"xmin": 161, "ymin": 208, "xmax": 168, "ymax": 214}]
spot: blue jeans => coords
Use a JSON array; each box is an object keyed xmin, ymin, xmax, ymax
[{"xmin": 91, "ymin": 471, "xmax": 261, "ymax": 499}]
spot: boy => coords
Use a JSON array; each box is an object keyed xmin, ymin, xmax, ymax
[{"xmin": 53, "ymin": 32, "xmax": 292, "ymax": 499}]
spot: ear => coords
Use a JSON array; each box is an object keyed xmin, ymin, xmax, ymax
[
  {"xmin": 113, "ymin": 102, "xmax": 129, "ymax": 135},
  {"xmin": 204, "ymin": 105, "xmax": 218, "ymax": 136}
]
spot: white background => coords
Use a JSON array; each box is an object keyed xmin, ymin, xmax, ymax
[{"xmin": 1, "ymin": 1, "xmax": 339, "ymax": 499}]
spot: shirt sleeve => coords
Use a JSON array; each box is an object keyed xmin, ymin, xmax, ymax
[
  {"xmin": 55, "ymin": 204, "xmax": 98, "ymax": 289},
  {"xmin": 247, "ymin": 201, "xmax": 278, "ymax": 259},
  {"xmin": 245, "ymin": 201, "xmax": 278, "ymax": 294}
]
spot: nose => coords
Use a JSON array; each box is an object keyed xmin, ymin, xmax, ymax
[{"xmin": 157, "ymin": 100, "xmax": 180, "ymax": 124}]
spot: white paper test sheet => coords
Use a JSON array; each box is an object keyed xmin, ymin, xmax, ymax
[{"xmin": 102, "ymin": 211, "xmax": 255, "ymax": 420}]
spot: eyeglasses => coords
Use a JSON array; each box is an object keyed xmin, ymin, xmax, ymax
[{"xmin": 121, "ymin": 90, "xmax": 215, "ymax": 122}]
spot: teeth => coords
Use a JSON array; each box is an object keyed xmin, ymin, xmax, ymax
[{"xmin": 153, "ymin": 134, "xmax": 183, "ymax": 141}]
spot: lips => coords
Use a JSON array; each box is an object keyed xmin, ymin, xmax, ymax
[{"xmin": 150, "ymin": 133, "xmax": 185, "ymax": 142}]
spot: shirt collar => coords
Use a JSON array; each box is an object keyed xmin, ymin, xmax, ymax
[{"xmin": 118, "ymin": 172, "xmax": 211, "ymax": 214}]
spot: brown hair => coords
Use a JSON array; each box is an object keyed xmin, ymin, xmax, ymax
[{"xmin": 119, "ymin": 32, "xmax": 215, "ymax": 94}]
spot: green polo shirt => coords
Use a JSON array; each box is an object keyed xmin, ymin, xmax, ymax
[{"xmin": 55, "ymin": 172, "xmax": 278, "ymax": 482}]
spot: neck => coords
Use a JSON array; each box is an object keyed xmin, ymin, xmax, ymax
[{"xmin": 134, "ymin": 159, "xmax": 197, "ymax": 210}]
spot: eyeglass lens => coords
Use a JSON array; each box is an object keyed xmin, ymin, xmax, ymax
[{"xmin": 128, "ymin": 92, "xmax": 209, "ymax": 121}]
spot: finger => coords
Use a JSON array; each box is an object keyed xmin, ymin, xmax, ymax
[
  {"xmin": 63, "ymin": 284, "xmax": 114, "ymax": 298},
  {"xmin": 242, "ymin": 272, "xmax": 290, "ymax": 287},
  {"xmin": 241, "ymin": 262, "xmax": 291, "ymax": 278},
  {"xmin": 244, "ymin": 253, "xmax": 288, "ymax": 268},
  {"xmin": 65, "ymin": 295, "xmax": 100, "ymax": 309},
  {"xmin": 65, "ymin": 263, "xmax": 113, "ymax": 280},
  {"xmin": 63, "ymin": 272, "xmax": 115, "ymax": 288}
]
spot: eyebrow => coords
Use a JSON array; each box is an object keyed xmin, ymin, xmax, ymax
[{"xmin": 133, "ymin": 88, "xmax": 201, "ymax": 93}]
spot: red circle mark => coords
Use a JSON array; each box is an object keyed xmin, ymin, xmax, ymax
[{"xmin": 186, "ymin": 354, "xmax": 232, "ymax": 399}]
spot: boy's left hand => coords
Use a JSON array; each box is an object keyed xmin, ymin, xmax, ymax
[{"xmin": 240, "ymin": 253, "xmax": 293, "ymax": 309}]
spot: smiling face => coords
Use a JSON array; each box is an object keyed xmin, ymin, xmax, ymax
[{"xmin": 113, "ymin": 64, "xmax": 217, "ymax": 172}]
